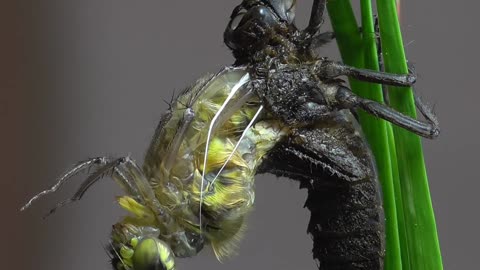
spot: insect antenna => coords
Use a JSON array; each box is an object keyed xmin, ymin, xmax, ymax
[
  {"xmin": 199, "ymin": 73, "xmax": 250, "ymax": 229},
  {"xmin": 20, "ymin": 157, "xmax": 110, "ymax": 211},
  {"xmin": 209, "ymin": 105, "xmax": 264, "ymax": 188}
]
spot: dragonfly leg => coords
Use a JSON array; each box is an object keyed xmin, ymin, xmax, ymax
[
  {"xmin": 315, "ymin": 60, "xmax": 417, "ymax": 87},
  {"xmin": 21, "ymin": 157, "xmax": 112, "ymax": 211},
  {"xmin": 43, "ymin": 156, "xmax": 164, "ymax": 218},
  {"xmin": 304, "ymin": 0, "xmax": 327, "ymax": 37},
  {"xmin": 335, "ymin": 86, "xmax": 439, "ymax": 139}
]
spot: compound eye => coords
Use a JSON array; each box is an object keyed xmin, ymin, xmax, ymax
[
  {"xmin": 242, "ymin": 6, "xmax": 278, "ymax": 28},
  {"xmin": 228, "ymin": 5, "xmax": 277, "ymax": 32},
  {"xmin": 264, "ymin": 0, "xmax": 296, "ymax": 23},
  {"xmin": 224, "ymin": 5, "xmax": 279, "ymax": 51},
  {"xmin": 132, "ymin": 238, "xmax": 175, "ymax": 270}
]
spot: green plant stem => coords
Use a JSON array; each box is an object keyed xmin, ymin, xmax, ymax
[
  {"xmin": 376, "ymin": 1, "xmax": 443, "ymax": 269},
  {"xmin": 328, "ymin": 1, "xmax": 402, "ymax": 268},
  {"xmin": 327, "ymin": 0, "xmax": 443, "ymax": 269},
  {"xmin": 358, "ymin": 3, "xmax": 402, "ymax": 270}
]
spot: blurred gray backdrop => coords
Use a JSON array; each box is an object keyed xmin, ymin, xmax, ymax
[{"xmin": 2, "ymin": 0, "xmax": 478, "ymax": 269}]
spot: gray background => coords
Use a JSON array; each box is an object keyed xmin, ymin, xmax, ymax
[{"xmin": 2, "ymin": 0, "xmax": 478, "ymax": 269}]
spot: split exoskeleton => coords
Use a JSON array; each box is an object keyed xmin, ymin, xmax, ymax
[{"xmin": 22, "ymin": 1, "xmax": 438, "ymax": 270}]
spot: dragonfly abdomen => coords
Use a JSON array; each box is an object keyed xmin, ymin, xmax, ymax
[{"xmin": 305, "ymin": 177, "xmax": 385, "ymax": 270}]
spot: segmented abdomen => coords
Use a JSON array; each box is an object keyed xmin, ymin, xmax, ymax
[
  {"xmin": 258, "ymin": 111, "xmax": 385, "ymax": 270},
  {"xmin": 305, "ymin": 174, "xmax": 385, "ymax": 270}
]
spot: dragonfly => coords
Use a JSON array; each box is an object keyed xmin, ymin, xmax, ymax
[{"xmin": 22, "ymin": 1, "xmax": 438, "ymax": 270}]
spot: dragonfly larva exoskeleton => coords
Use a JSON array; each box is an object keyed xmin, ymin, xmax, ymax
[{"xmin": 22, "ymin": 1, "xmax": 439, "ymax": 270}]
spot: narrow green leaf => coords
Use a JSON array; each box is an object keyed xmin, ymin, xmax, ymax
[
  {"xmin": 358, "ymin": 2, "xmax": 402, "ymax": 270},
  {"xmin": 326, "ymin": 0, "xmax": 362, "ymax": 66},
  {"xmin": 387, "ymin": 122, "xmax": 408, "ymax": 269},
  {"xmin": 327, "ymin": 1, "xmax": 402, "ymax": 268},
  {"xmin": 376, "ymin": 0, "xmax": 443, "ymax": 269}
]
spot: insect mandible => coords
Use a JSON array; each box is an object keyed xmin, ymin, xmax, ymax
[{"xmin": 21, "ymin": 1, "xmax": 439, "ymax": 270}]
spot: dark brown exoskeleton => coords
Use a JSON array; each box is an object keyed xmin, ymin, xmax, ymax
[{"xmin": 225, "ymin": 1, "xmax": 439, "ymax": 269}]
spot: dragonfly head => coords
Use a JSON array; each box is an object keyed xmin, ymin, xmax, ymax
[
  {"xmin": 111, "ymin": 236, "xmax": 175, "ymax": 270},
  {"xmin": 132, "ymin": 238, "xmax": 175, "ymax": 270},
  {"xmin": 110, "ymin": 224, "xmax": 176, "ymax": 270},
  {"xmin": 224, "ymin": 0, "xmax": 297, "ymax": 61}
]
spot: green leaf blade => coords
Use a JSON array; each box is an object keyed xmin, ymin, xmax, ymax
[
  {"xmin": 376, "ymin": 0, "xmax": 443, "ymax": 269},
  {"xmin": 358, "ymin": 1, "xmax": 402, "ymax": 269},
  {"xmin": 327, "ymin": 1, "xmax": 402, "ymax": 268},
  {"xmin": 327, "ymin": 1, "xmax": 443, "ymax": 269}
]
